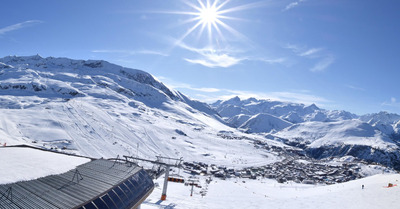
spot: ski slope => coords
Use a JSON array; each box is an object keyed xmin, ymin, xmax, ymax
[
  {"xmin": 143, "ymin": 174, "xmax": 400, "ymax": 209},
  {"xmin": 0, "ymin": 55, "xmax": 283, "ymax": 168},
  {"xmin": 0, "ymin": 95, "xmax": 279, "ymax": 168}
]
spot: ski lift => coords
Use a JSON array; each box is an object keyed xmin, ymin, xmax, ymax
[
  {"xmin": 167, "ymin": 175, "xmax": 185, "ymax": 183},
  {"xmin": 150, "ymin": 164, "xmax": 165, "ymax": 179},
  {"xmin": 168, "ymin": 168, "xmax": 185, "ymax": 183}
]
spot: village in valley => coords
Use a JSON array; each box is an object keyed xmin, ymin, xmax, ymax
[
  {"xmin": 181, "ymin": 139, "xmax": 382, "ymax": 186},
  {"xmin": 182, "ymin": 158, "xmax": 366, "ymax": 186}
]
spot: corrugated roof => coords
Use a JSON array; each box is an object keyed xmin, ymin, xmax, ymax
[{"xmin": 0, "ymin": 159, "xmax": 154, "ymax": 209}]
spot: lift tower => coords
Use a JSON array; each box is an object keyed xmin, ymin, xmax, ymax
[{"xmin": 123, "ymin": 155, "xmax": 183, "ymax": 201}]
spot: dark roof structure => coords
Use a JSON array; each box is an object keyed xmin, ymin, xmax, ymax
[{"xmin": 0, "ymin": 159, "xmax": 154, "ymax": 209}]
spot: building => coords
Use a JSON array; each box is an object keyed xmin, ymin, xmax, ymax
[{"xmin": 0, "ymin": 147, "xmax": 154, "ymax": 209}]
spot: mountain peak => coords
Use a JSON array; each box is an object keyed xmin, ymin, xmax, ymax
[
  {"xmin": 308, "ymin": 103, "xmax": 319, "ymax": 109},
  {"xmin": 0, "ymin": 55, "xmax": 219, "ymax": 117},
  {"xmin": 221, "ymin": 96, "xmax": 241, "ymax": 106},
  {"xmin": 303, "ymin": 103, "xmax": 320, "ymax": 113},
  {"xmin": 239, "ymin": 113, "xmax": 292, "ymax": 133},
  {"xmin": 231, "ymin": 96, "xmax": 241, "ymax": 101},
  {"xmin": 243, "ymin": 97, "xmax": 258, "ymax": 103}
]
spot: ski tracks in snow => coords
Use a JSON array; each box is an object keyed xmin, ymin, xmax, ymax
[{"xmin": 61, "ymin": 101, "xmax": 107, "ymax": 157}]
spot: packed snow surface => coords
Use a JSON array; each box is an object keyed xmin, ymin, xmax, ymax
[
  {"xmin": 143, "ymin": 174, "xmax": 400, "ymax": 209},
  {"xmin": 0, "ymin": 147, "xmax": 90, "ymax": 184},
  {"xmin": 0, "ymin": 96, "xmax": 278, "ymax": 168}
]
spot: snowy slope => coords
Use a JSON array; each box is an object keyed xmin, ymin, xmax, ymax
[
  {"xmin": 212, "ymin": 97, "xmax": 400, "ymax": 169},
  {"xmin": 239, "ymin": 113, "xmax": 292, "ymax": 133},
  {"xmin": 274, "ymin": 119, "xmax": 396, "ymax": 149},
  {"xmin": 360, "ymin": 111, "xmax": 400, "ymax": 136},
  {"xmin": 214, "ymin": 97, "xmax": 400, "ymax": 139},
  {"xmin": 3, "ymin": 55, "xmax": 400, "ymax": 209},
  {"xmin": 0, "ymin": 55, "xmax": 282, "ymax": 168},
  {"xmin": 1, "ymin": 55, "xmax": 400, "ymax": 171},
  {"xmin": 0, "ymin": 55, "xmax": 217, "ymax": 114},
  {"xmin": 144, "ymin": 174, "xmax": 400, "ymax": 209},
  {"xmin": 227, "ymin": 114, "xmax": 251, "ymax": 128},
  {"xmin": 273, "ymin": 119, "xmax": 400, "ymax": 169}
]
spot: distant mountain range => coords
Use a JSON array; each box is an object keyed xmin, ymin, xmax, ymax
[
  {"xmin": 212, "ymin": 97, "xmax": 400, "ymax": 169},
  {"xmin": 212, "ymin": 96, "xmax": 400, "ymax": 135},
  {"xmin": 1, "ymin": 55, "xmax": 399, "ymax": 170}
]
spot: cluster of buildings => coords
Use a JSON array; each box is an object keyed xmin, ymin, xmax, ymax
[
  {"xmin": 247, "ymin": 157, "xmax": 362, "ymax": 184},
  {"xmin": 183, "ymin": 156, "xmax": 364, "ymax": 185}
]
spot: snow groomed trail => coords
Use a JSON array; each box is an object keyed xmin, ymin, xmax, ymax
[{"xmin": 143, "ymin": 174, "xmax": 400, "ymax": 209}]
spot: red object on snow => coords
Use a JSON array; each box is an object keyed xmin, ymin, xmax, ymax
[{"xmin": 383, "ymin": 183, "xmax": 397, "ymax": 188}]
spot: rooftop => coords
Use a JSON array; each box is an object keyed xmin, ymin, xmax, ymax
[
  {"xmin": 0, "ymin": 146, "xmax": 154, "ymax": 209},
  {"xmin": 0, "ymin": 146, "xmax": 90, "ymax": 185}
]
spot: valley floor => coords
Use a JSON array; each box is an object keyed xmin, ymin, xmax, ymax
[{"xmin": 143, "ymin": 174, "xmax": 400, "ymax": 209}]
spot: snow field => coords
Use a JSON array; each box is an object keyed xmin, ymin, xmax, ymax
[
  {"xmin": 0, "ymin": 147, "xmax": 90, "ymax": 184},
  {"xmin": 1, "ymin": 56, "xmax": 400, "ymax": 209},
  {"xmin": 143, "ymin": 174, "xmax": 400, "ymax": 209},
  {"xmin": 0, "ymin": 95, "xmax": 280, "ymax": 169}
]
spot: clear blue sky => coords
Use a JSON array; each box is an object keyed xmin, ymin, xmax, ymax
[{"xmin": 1, "ymin": 0, "xmax": 399, "ymax": 115}]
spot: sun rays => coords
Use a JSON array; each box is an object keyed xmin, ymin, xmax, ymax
[
  {"xmin": 156, "ymin": 0, "xmax": 266, "ymax": 68},
  {"xmin": 171, "ymin": 0, "xmax": 255, "ymax": 46}
]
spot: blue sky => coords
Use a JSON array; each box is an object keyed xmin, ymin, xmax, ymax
[{"xmin": 1, "ymin": 0, "xmax": 399, "ymax": 115}]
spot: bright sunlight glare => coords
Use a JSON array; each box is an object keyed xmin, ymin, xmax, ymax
[
  {"xmin": 199, "ymin": 2, "xmax": 219, "ymax": 25},
  {"xmin": 172, "ymin": 0, "xmax": 256, "ymax": 46}
]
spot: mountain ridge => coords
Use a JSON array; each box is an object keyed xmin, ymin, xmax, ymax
[
  {"xmin": 212, "ymin": 96, "xmax": 400, "ymax": 170},
  {"xmin": 1, "ymin": 55, "xmax": 399, "ymax": 171},
  {"xmin": 212, "ymin": 96, "xmax": 400, "ymax": 136},
  {"xmin": 0, "ymin": 55, "xmax": 273, "ymax": 168}
]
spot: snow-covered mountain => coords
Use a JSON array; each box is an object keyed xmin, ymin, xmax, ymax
[
  {"xmin": 212, "ymin": 97, "xmax": 400, "ymax": 169},
  {"xmin": 212, "ymin": 96, "xmax": 400, "ymax": 137},
  {"xmin": 1, "ymin": 55, "xmax": 400, "ymax": 171},
  {"xmin": 273, "ymin": 120, "xmax": 400, "ymax": 168},
  {"xmin": 212, "ymin": 96, "xmax": 357, "ymax": 127},
  {"xmin": 239, "ymin": 113, "xmax": 292, "ymax": 134},
  {"xmin": 0, "ymin": 55, "xmax": 218, "ymax": 116},
  {"xmin": 0, "ymin": 55, "xmax": 278, "ymax": 167},
  {"xmin": 359, "ymin": 111, "xmax": 400, "ymax": 137}
]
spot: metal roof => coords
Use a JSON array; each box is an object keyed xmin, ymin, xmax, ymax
[{"xmin": 0, "ymin": 159, "xmax": 154, "ymax": 209}]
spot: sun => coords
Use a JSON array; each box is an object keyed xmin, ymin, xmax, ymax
[
  {"xmin": 198, "ymin": 1, "xmax": 219, "ymax": 26},
  {"xmin": 164, "ymin": 0, "xmax": 262, "ymax": 47},
  {"xmin": 172, "ymin": 0, "xmax": 247, "ymax": 45}
]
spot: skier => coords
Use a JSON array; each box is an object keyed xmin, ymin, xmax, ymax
[{"xmin": 362, "ymin": 185, "xmax": 364, "ymax": 189}]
